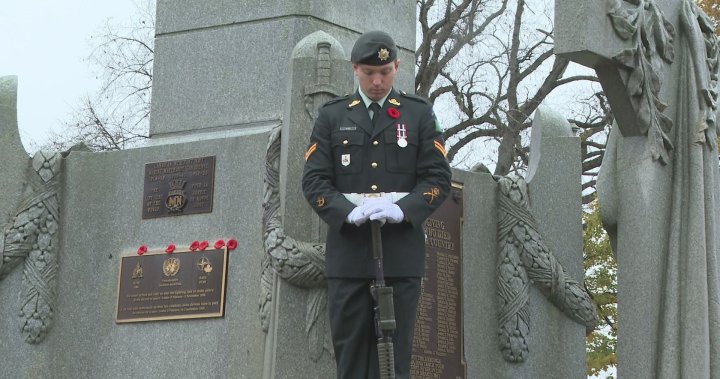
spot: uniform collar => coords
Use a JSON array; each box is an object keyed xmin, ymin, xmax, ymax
[{"xmin": 358, "ymin": 88, "xmax": 392, "ymax": 109}]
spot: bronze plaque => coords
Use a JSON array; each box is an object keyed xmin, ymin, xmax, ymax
[
  {"xmin": 116, "ymin": 249, "xmax": 228, "ymax": 323},
  {"xmin": 411, "ymin": 182, "xmax": 466, "ymax": 379},
  {"xmin": 142, "ymin": 156, "xmax": 215, "ymax": 219}
]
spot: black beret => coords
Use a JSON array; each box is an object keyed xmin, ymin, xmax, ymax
[{"xmin": 351, "ymin": 31, "xmax": 397, "ymax": 65}]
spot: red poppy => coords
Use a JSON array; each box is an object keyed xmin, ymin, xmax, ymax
[
  {"xmin": 198, "ymin": 240, "xmax": 209, "ymax": 251},
  {"xmin": 387, "ymin": 108, "xmax": 400, "ymax": 119},
  {"xmin": 165, "ymin": 244, "xmax": 176, "ymax": 254},
  {"xmin": 227, "ymin": 239, "xmax": 238, "ymax": 251},
  {"xmin": 137, "ymin": 244, "xmax": 147, "ymax": 255},
  {"xmin": 214, "ymin": 239, "xmax": 225, "ymax": 249},
  {"xmin": 189, "ymin": 240, "xmax": 200, "ymax": 251}
]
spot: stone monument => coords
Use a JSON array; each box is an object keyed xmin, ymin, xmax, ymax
[
  {"xmin": 556, "ymin": 0, "xmax": 720, "ymax": 377},
  {"xmin": 0, "ymin": 1, "xmax": 596, "ymax": 377}
]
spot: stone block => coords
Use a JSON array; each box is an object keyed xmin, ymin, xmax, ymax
[
  {"xmin": 0, "ymin": 76, "xmax": 31, "ymax": 228},
  {"xmin": 150, "ymin": 1, "xmax": 416, "ymax": 139},
  {"xmin": 0, "ymin": 131, "xmax": 270, "ymax": 378}
]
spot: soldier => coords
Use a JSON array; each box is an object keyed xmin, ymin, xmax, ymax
[{"xmin": 302, "ymin": 30, "xmax": 451, "ymax": 379}]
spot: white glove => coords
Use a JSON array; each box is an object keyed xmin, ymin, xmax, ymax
[
  {"xmin": 363, "ymin": 197, "xmax": 404, "ymax": 225},
  {"xmin": 346, "ymin": 206, "xmax": 370, "ymax": 226}
]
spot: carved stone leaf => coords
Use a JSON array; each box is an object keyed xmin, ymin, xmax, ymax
[
  {"xmin": 649, "ymin": 67, "xmax": 662, "ymax": 94},
  {"xmin": 614, "ymin": 48, "xmax": 639, "ymax": 69},
  {"xmin": 636, "ymin": 93, "xmax": 652, "ymax": 135},
  {"xmin": 650, "ymin": 3, "xmax": 676, "ymax": 63},
  {"xmin": 653, "ymin": 93, "xmax": 668, "ymax": 115},
  {"xmin": 643, "ymin": 7, "xmax": 657, "ymax": 53},
  {"xmin": 649, "ymin": 125, "xmax": 671, "ymax": 164},
  {"xmin": 627, "ymin": 66, "xmax": 645, "ymax": 96},
  {"xmin": 697, "ymin": 8, "xmax": 715, "ymax": 34},
  {"xmin": 608, "ymin": 9, "xmax": 639, "ymax": 40},
  {"xmin": 708, "ymin": 58, "xmax": 719, "ymax": 80},
  {"xmin": 657, "ymin": 112, "xmax": 674, "ymax": 141}
]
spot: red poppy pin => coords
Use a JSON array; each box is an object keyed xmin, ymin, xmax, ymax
[
  {"xmin": 387, "ymin": 108, "xmax": 400, "ymax": 119},
  {"xmin": 198, "ymin": 240, "xmax": 209, "ymax": 251},
  {"xmin": 165, "ymin": 243, "xmax": 176, "ymax": 254},
  {"xmin": 189, "ymin": 240, "xmax": 200, "ymax": 251},
  {"xmin": 137, "ymin": 244, "xmax": 147, "ymax": 255},
  {"xmin": 227, "ymin": 238, "xmax": 238, "ymax": 251},
  {"xmin": 214, "ymin": 239, "xmax": 225, "ymax": 249}
]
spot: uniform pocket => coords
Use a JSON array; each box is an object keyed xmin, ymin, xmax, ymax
[
  {"xmin": 331, "ymin": 130, "xmax": 365, "ymax": 175},
  {"xmin": 383, "ymin": 126, "xmax": 418, "ymax": 173}
]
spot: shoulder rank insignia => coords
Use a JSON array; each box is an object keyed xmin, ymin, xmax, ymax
[
  {"xmin": 388, "ymin": 98, "xmax": 400, "ymax": 106},
  {"xmin": 348, "ymin": 99, "xmax": 361, "ymax": 108},
  {"xmin": 433, "ymin": 140, "xmax": 447, "ymax": 157},
  {"xmin": 305, "ymin": 142, "xmax": 318, "ymax": 161}
]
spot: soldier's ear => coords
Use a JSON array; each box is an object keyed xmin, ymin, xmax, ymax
[{"xmin": 394, "ymin": 60, "xmax": 400, "ymax": 71}]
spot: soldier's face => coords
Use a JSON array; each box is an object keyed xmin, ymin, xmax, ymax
[{"xmin": 353, "ymin": 60, "xmax": 400, "ymax": 101}]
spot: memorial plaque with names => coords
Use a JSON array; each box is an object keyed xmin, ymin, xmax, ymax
[
  {"xmin": 116, "ymin": 248, "xmax": 228, "ymax": 323},
  {"xmin": 142, "ymin": 156, "xmax": 215, "ymax": 219},
  {"xmin": 411, "ymin": 182, "xmax": 466, "ymax": 379}
]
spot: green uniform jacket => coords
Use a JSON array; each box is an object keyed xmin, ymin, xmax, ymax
[{"xmin": 302, "ymin": 89, "xmax": 452, "ymax": 278}]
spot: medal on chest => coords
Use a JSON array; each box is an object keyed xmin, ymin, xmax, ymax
[{"xmin": 396, "ymin": 123, "xmax": 408, "ymax": 148}]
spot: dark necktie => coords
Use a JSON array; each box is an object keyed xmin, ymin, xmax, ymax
[{"xmin": 369, "ymin": 102, "xmax": 381, "ymax": 126}]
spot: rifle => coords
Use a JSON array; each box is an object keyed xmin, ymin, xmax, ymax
[{"xmin": 370, "ymin": 220, "xmax": 396, "ymax": 379}]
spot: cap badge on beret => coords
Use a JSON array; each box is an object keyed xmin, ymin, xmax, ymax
[{"xmin": 378, "ymin": 48, "xmax": 390, "ymax": 61}]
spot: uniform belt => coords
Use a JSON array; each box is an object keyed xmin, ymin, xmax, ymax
[{"xmin": 343, "ymin": 192, "xmax": 409, "ymax": 206}]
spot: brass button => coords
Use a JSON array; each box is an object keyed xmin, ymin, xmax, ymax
[
  {"xmin": 371, "ymin": 185, "xmax": 378, "ymax": 191},
  {"xmin": 371, "ymin": 162, "xmax": 378, "ymax": 168},
  {"xmin": 373, "ymin": 140, "xmax": 379, "ymax": 146},
  {"xmin": 343, "ymin": 139, "xmax": 349, "ymax": 145}
]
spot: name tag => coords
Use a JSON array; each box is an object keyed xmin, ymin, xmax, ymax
[{"xmin": 339, "ymin": 126, "xmax": 357, "ymax": 131}]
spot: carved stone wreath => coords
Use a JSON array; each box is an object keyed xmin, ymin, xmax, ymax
[
  {"xmin": 496, "ymin": 176, "xmax": 598, "ymax": 363},
  {"xmin": 0, "ymin": 151, "xmax": 62, "ymax": 344},
  {"xmin": 259, "ymin": 126, "xmax": 330, "ymax": 362}
]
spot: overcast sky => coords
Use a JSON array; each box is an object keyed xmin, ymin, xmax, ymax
[{"xmin": 0, "ymin": 1, "xmax": 139, "ymax": 152}]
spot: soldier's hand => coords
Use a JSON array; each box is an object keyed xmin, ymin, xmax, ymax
[
  {"xmin": 346, "ymin": 206, "xmax": 370, "ymax": 226},
  {"xmin": 364, "ymin": 198, "xmax": 404, "ymax": 225}
]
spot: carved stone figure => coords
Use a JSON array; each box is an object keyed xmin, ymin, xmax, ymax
[{"xmin": 556, "ymin": 0, "xmax": 720, "ymax": 376}]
